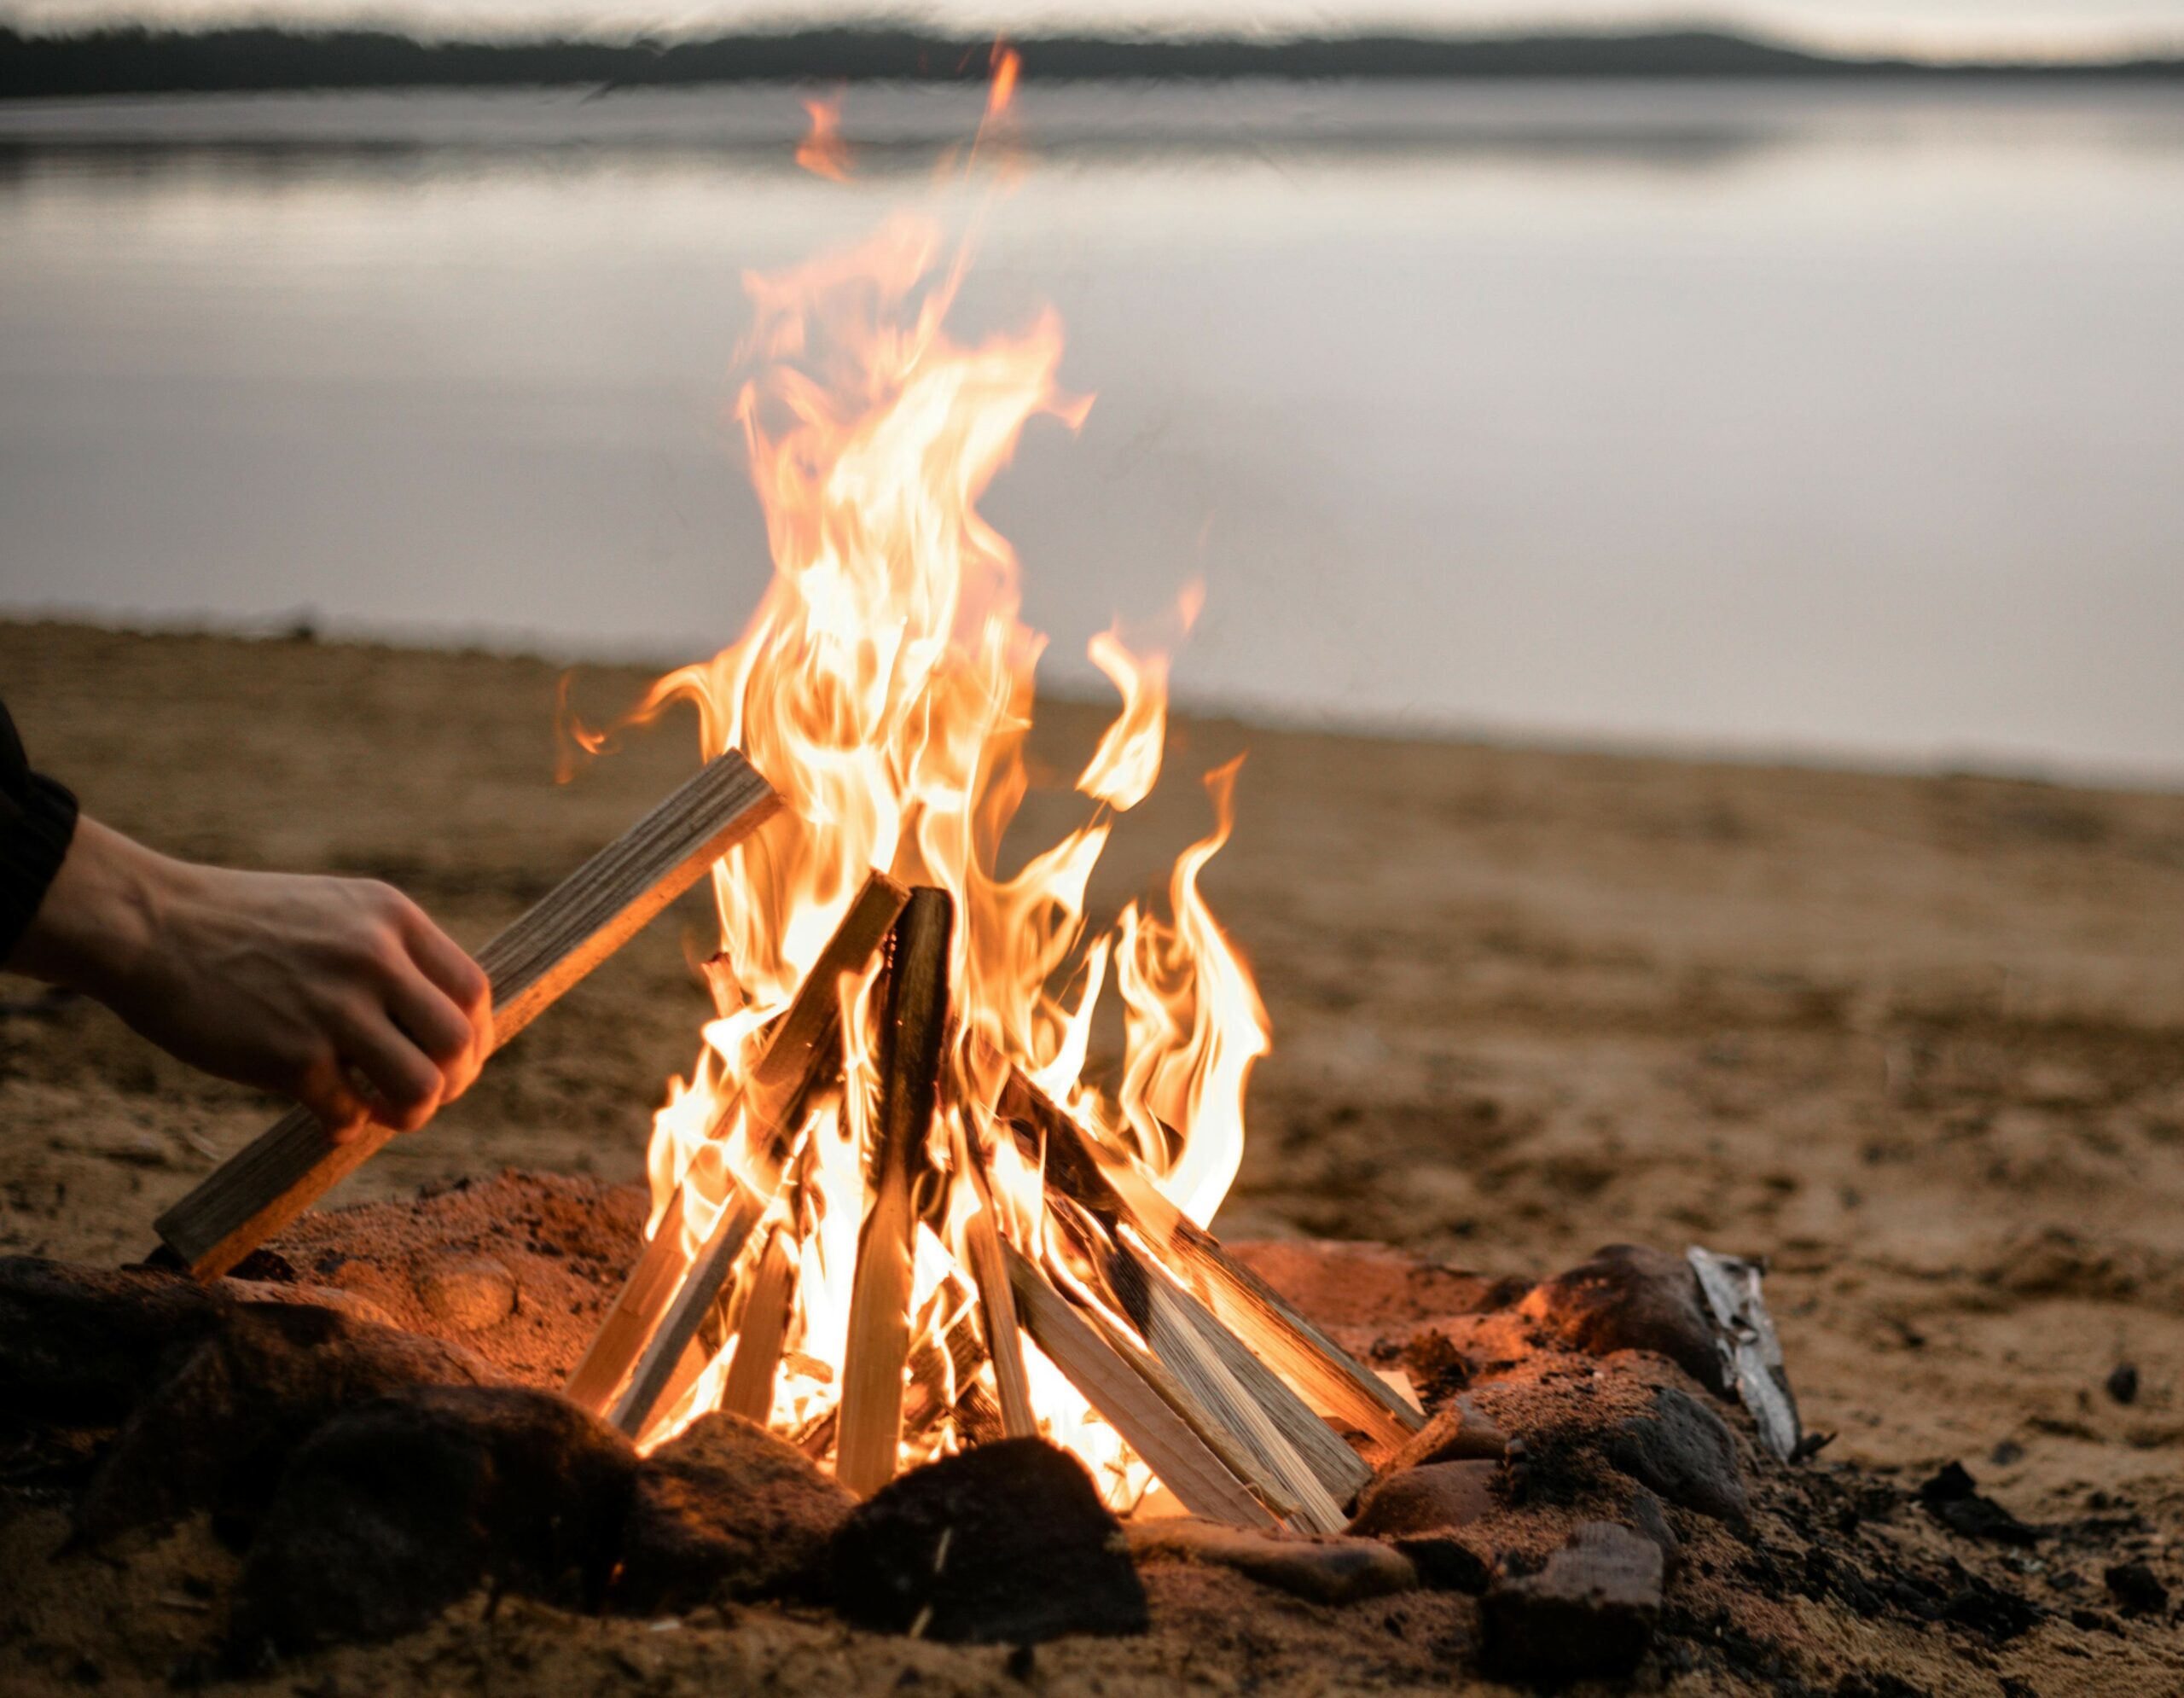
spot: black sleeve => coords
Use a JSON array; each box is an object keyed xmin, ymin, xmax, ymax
[{"xmin": 0, "ymin": 695, "xmax": 80, "ymax": 962}]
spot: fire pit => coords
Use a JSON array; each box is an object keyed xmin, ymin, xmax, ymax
[{"xmin": 4, "ymin": 73, "xmax": 2178, "ymax": 1698}]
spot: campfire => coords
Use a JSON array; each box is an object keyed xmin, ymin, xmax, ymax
[{"xmin": 157, "ymin": 122, "xmax": 1423, "ymax": 1527}]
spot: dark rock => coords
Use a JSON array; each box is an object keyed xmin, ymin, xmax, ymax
[
  {"xmin": 0, "ymin": 1257, "xmax": 229, "ymax": 1428},
  {"xmin": 831, "ymin": 1439, "xmax": 1146, "ymax": 1644},
  {"xmin": 1347, "ymin": 1459, "xmax": 1501, "ymax": 1538},
  {"xmin": 1605, "ymin": 1386, "xmax": 1749, "ymax": 1528},
  {"xmin": 1627, "ymin": 1485, "xmax": 1682, "ymax": 1581},
  {"xmin": 1522, "ymin": 1243, "xmax": 1727, "ymax": 1394},
  {"xmin": 231, "ymin": 1385, "xmax": 636, "ymax": 1653},
  {"xmin": 2106, "ymin": 1363, "xmax": 2140, "ymax": 1405},
  {"xmin": 1942, "ymin": 1573, "xmax": 2042, "ymax": 1642},
  {"xmin": 1480, "ymin": 1521, "xmax": 1663, "ymax": 1681},
  {"xmin": 1380, "ymin": 1394, "xmax": 1509, "ymax": 1473},
  {"xmin": 1126, "ymin": 1517, "xmax": 1415, "ymax": 1603},
  {"xmin": 2104, "ymin": 1561, "xmax": 2169, "ymax": 1617},
  {"xmin": 415, "ymin": 1257, "xmax": 519, "ymax": 1332},
  {"xmin": 1391, "ymin": 1529, "xmax": 1493, "ymax": 1593},
  {"xmin": 1917, "ymin": 1462, "xmax": 2037, "ymax": 1548},
  {"xmin": 613, "ymin": 1412, "xmax": 853, "ymax": 1611},
  {"xmin": 77, "ymin": 1302, "xmax": 501, "ymax": 1544}
]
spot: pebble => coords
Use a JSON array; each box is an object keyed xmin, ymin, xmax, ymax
[
  {"xmin": 1348, "ymin": 1459, "xmax": 1502, "ymax": 1538},
  {"xmin": 415, "ymin": 1256, "xmax": 519, "ymax": 1332},
  {"xmin": 1480, "ymin": 1521, "xmax": 1663, "ymax": 1682}
]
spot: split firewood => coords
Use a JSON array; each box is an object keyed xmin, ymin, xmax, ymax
[
  {"xmin": 1108, "ymin": 1240, "xmax": 1348, "ymax": 1534},
  {"xmin": 997, "ymin": 1068, "xmax": 1421, "ymax": 1450},
  {"xmin": 951, "ymin": 1117, "xmax": 1037, "ymax": 1439},
  {"xmin": 718, "ymin": 1228, "xmax": 798, "ymax": 1423},
  {"xmin": 563, "ymin": 870, "xmax": 908, "ymax": 1412},
  {"xmin": 609, "ymin": 1186, "xmax": 765, "ymax": 1437},
  {"xmin": 154, "ymin": 751, "xmax": 782, "ymax": 1282},
  {"xmin": 1118, "ymin": 1224, "xmax": 1373, "ymax": 1504},
  {"xmin": 834, "ymin": 887, "xmax": 954, "ymax": 1497},
  {"xmin": 1003, "ymin": 1241, "xmax": 1280, "ymax": 1531}
]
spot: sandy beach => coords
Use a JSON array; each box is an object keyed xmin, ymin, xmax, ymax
[{"xmin": 3, "ymin": 617, "xmax": 2181, "ymax": 1691}]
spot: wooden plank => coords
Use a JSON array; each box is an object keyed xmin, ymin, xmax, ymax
[
  {"xmin": 834, "ymin": 887, "xmax": 954, "ymax": 1498},
  {"xmin": 719, "ymin": 1229, "xmax": 798, "ymax": 1423},
  {"xmin": 1005, "ymin": 1242, "xmax": 1278, "ymax": 1532},
  {"xmin": 997, "ymin": 1068, "xmax": 1420, "ymax": 1449},
  {"xmin": 953, "ymin": 1120, "xmax": 1037, "ymax": 1439},
  {"xmin": 608, "ymin": 1185, "xmax": 764, "ymax": 1438},
  {"xmin": 1111, "ymin": 1242, "xmax": 1348, "ymax": 1534},
  {"xmin": 561, "ymin": 871, "xmax": 907, "ymax": 1412},
  {"xmin": 154, "ymin": 752, "xmax": 782, "ymax": 1282}
]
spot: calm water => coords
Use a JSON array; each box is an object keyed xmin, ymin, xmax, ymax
[{"xmin": 3, "ymin": 83, "xmax": 2181, "ymax": 777}]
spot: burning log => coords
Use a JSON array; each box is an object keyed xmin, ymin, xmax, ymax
[
  {"xmin": 952, "ymin": 1119, "xmax": 1037, "ymax": 1440},
  {"xmin": 996, "ymin": 1070, "xmax": 1421, "ymax": 1451},
  {"xmin": 718, "ymin": 1229, "xmax": 798, "ymax": 1423},
  {"xmin": 609, "ymin": 1189, "xmax": 765, "ymax": 1438},
  {"xmin": 153, "ymin": 752, "xmax": 782, "ymax": 1282},
  {"xmin": 834, "ymin": 887, "xmax": 955, "ymax": 1497},
  {"xmin": 1003, "ymin": 1242, "xmax": 1278, "ymax": 1531},
  {"xmin": 563, "ymin": 872, "xmax": 909, "ymax": 1413}
]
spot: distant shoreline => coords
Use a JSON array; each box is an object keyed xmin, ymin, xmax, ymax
[{"xmin": 5, "ymin": 25, "xmax": 2182, "ymax": 102}]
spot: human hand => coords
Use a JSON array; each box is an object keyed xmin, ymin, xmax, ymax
[{"xmin": 9, "ymin": 817, "xmax": 493, "ymax": 1142}]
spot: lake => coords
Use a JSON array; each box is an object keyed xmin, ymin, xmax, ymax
[{"xmin": 2, "ymin": 80, "xmax": 2181, "ymax": 778}]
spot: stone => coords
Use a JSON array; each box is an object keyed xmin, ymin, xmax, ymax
[
  {"xmin": 1917, "ymin": 1462, "xmax": 2037, "ymax": 1548},
  {"xmin": 1381, "ymin": 1394, "xmax": 1510, "ymax": 1473},
  {"xmin": 830, "ymin": 1439, "xmax": 1147, "ymax": 1644},
  {"xmin": 1126, "ymin": 1517, "xmax": 1416, "ymax": 1604},
  {"xmin": 1605, "ymin": 1386, "xmax": 1749, "ymax": 1528},
  {"xmin": 415, "ymin": 1256, "xmax": 520, "ymax": 1332},
  {"xmin": 2103, "ymin": 1561, "xmax": 2169, "ymax": 1617},
  {"xmin": 1480, "ymin": 1521, "xmax": 1664, "ymax": 1682},
  {"xmin": 0, "ymin": 1256, "xmax": 229, "ymax": 1428},
  {"xmin": 1626, "ymin": 1485, "xmax": 1682, "ymax": 1581},
  {"xmin": 1347, "ymin": 1459, "xmax": 1502, "ymax": 1538},
  {"xmin": 1391, "ymin": 1529, "xmax": 1493, "ymax": 1593},
  {"xmin": 1522, "ymin": 1244, "xmax": 1727, "ymax": 1394},
  {"xmin": 2106, "ymin": 1363, "xmax": 2140, "ymax": 1405},
  {"xmin": 231, "ymin": 1385, "xmax": 636, "ymax": 1654},
  {"xmin": 613, "ymin": 1412, "xmax": 854, "ymax": 1612},
  {"xmin": 76, "ymin": 1301, "xmax": 502, "ymax": 1544}
]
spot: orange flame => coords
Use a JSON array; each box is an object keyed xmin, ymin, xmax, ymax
[
  {"xmin": 793, "ymin": 92, "xmax": 852, "ymax": 182},
  {"xmin": 609, "ymin": 66, "xmax": 1268, "ymax": 1501}
]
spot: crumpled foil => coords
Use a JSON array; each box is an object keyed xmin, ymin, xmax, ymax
[{"xmin": 1687, "ymin": 1246, "xmax": 1803, "ymax": 1462}]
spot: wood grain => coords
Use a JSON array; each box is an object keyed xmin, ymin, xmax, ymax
[
  {"xmin": 561, "ymin": 871, "xmax": 906, "ymax": 1412},
  {"xmin": 834, "ymin": 887, "xmax": 953, "ymax": 1497},
  {"xmin": 154, "ymin": 751, "xmax": 781, "ymax": 1281}
]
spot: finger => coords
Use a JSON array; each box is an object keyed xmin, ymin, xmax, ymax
[
  {"xmin": 333, "ymin": 1003, "xmax": 445, "ymax": 1135},
  {"xmin": 392, "ymin": 902, "xmax": 494, "ymax": 1055},
  {"xmin": 383, "ymin": 962, "xmax": 483, "ymax": 1101},
  {"xmin": 296, "ymin": 1054, "xmax": 374, "ymax": 1145}
]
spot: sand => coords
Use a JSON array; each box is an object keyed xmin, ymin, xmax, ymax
[{"xmin": 3, "ymin": 618, "xmax": 2181, "ymax": 1692}]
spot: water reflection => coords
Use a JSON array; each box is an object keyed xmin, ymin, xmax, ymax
[{"xmin": 2, "ymin": 84, "xmax": 2181, "ymax": 776}]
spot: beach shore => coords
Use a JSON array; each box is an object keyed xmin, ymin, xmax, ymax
[{"xmin": 4, "ymin": 618, "xmax": 2180, "ymax": 1688}]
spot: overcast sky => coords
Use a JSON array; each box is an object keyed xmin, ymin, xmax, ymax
[{"xmin": 7, "ymin": 2, "xmax": 2183, "ymax": 58}]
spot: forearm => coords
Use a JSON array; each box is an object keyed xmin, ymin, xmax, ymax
[{"xmin": 5, "ymin": 815, "xmax": 170, "ymax": 1000}]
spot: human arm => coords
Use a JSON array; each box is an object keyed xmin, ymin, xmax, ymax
[{"xmin": 1, "ymin": 701, "xmax": 491, "ymax": 1142}]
